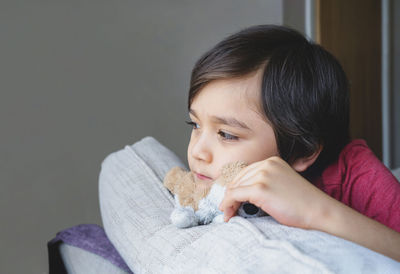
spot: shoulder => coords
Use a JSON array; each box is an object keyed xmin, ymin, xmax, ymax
[
  {"xmin": 319, "ymin": 139, "xmax": 398, "ymax": 189},
  {"xmin": 320, "ymin": 139, "xmax": 375, "ymax": 182},
  {"xmin": 337, "ymin": 139, "xmax": 395, "ymax": 181},
  {"xmin": 339, "ymin": 139, "xmax": 375, "ymax": 163},
  {"xmin": 318, "ymin": 139, "xmax": 400, "ymax": 230},
  {"xmin": 335, "ymin": 139, "xmax": 400, "ymax": 198},
  {"xmin": 338, "ymin": 140, "xmax": 400, "ymax": 230}
]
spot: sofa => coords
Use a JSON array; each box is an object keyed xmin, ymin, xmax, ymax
[{"xmin": 48, "ymin": 137, "xmax": 400, "ymax": 274}]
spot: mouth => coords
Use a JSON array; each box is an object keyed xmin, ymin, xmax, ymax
[{"xmin": 194, "ymin": 172, "xmax": 213, "ymax": 181}]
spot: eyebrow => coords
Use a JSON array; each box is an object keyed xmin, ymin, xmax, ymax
[{"xmin": 189, "ymin": 109, "xmax": 252, "ymax": 131}]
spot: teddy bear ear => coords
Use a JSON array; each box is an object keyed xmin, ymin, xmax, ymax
[
  {"xmin": 219, "ymin": 161, "xmax": 247, "ymax": 185},
  {"xmin": 163, "ymin": 167, "xmax": 188, "ymax": 192}
]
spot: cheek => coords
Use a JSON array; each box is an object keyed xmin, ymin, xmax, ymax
[
  {"xmin": 187, "ymin": 138, "xmax": 193, "ymax": 164},
  {"xmin": 244, "ymin": 143, "xmax": 278, "ymax": 163},
  {"xmin": 211, "ymin": 150, "xmax": 242, "ymax": 176},
  {"xmin": 233, "ymin": 140, "xmax": 278, "ymax": 166},
  {"xmin": 187, "ymin": 133, "xmax": 199, "ymax": 170}
]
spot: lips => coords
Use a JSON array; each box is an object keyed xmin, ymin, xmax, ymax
[{"xmin": 194, "ymin": 171, "xmax": 212, "ymax": 181}]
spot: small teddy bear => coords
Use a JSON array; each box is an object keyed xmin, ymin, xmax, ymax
[{"xmin": 163, "ymin": 161, "xmax": 267, "ymax": 228}]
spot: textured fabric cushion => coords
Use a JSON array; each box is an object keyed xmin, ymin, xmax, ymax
[
  {"xmin": 99, "ymin": 136, "xmax": 400, "ymax": 274},
  {"xmin": 52, "ymin": 224, "xmax": 132, "ymax": 273},
  {"xmin": 59, "ymin": 243, "xmax": 130, "ymax": 274}
]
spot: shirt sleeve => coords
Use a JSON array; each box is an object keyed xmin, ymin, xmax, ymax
[{"xmin": 340, "ymin": 140, "xmax": 400, "ymax": 233}]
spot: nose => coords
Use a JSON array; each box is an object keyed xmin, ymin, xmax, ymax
[{"xmin": 191, "ymin": 134, "xmax": 212, "ymax": 163}]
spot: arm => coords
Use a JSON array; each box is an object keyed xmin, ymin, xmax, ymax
[
  {"xmin": 316, "ymin": 195, "xmax": 400, "ymax": 262},
  {"xmin": 219, "ymin": 156, "xmax": 400, "ymax": 262}
]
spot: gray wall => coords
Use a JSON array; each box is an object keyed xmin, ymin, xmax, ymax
[
  {"xmin": 0, "ymin": 1, "xmax": 282, "ymax": 273},
  {"xmin": 283, "ymin": 0, "xmax": 305, "ymax": 35}
]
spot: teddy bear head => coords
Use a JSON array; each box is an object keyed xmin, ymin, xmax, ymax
[{"xmin": 163, "ymin": 161, "xmax": 247, "ymax": 210}]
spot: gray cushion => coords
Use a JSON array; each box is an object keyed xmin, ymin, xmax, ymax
[
  {"xmin": 99, "ymin": 136, "xmax": 400, "ymax": 273},
  {"xmin": 59, "ymin": 243, "xmax": 129, "ymax": 274}
]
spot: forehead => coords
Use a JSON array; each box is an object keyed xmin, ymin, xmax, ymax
[{"xmin": 190, "ymin": 70, "xmax": 267, "ymax": 125}]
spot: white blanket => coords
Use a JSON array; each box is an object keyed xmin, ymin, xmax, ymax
[{"xmin": 99, "ymin": 136, "xmax": 400, "ymax": 274}]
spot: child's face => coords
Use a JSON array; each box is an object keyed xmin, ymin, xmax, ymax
[{"xmin": 187, "ymin": 69, "xmax": 278, "ymax": 186}]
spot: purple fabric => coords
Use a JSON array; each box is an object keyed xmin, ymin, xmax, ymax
[{"xmin": 55, "ymin": 224, "xmax": 132, "ymax": 273}]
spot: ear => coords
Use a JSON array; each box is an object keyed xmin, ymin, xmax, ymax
[
  {"xmin": 291, "ymin": 146, "xmax": 323, "ymax": 172},
  {"xmin": 163, "ymin": 167, "xmax": 187, "ymax": 192}
]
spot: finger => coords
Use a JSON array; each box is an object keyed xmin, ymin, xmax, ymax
[
  {"xmin": 220, "ymin": 184, "xmax": 268, "ymax": 221},
  {"xmin": 229, "ymin": 161, "xmax": 265, "ymax": 188},
  {"xmin": 222, "ymin": 184, "xmax": 268, "ymax": 209},
  {"xmin": 223, "ymin": 205, "xmax": 239, "ymax": 222},
  {"xmin": 219, "ymin": 198, "xmax": 241, "ymax": 215},
  {"xmin": 231, "ymin": 171, "xmax": 268, "ymax": 189}
]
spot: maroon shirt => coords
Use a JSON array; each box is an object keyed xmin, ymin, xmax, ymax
[{"xmin": 313, "ymin": 139, "xmax": 400, "ymax": 232}]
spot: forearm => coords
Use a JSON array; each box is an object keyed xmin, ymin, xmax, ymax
[{"xmin": 315, "ymin": 196, "xmax": 400, "ymax": 262}]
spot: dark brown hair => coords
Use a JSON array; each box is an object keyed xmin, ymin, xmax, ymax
[{"xmin": 188, "ymin": 25, "xmax": 350, "ymax": 177}]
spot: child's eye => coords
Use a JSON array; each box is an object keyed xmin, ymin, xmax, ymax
[
  {"xmin": 218, "ymin": 130, "xmax": 239, "ymax": 141},
  {"xmin": 185, "ymin": 121, "xmax": 200, "ymax": 130}
]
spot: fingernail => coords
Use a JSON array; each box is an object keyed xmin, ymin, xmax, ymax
[{"xmin": 224, "ymin": 212, "xmax": 231, "ymax": 222}]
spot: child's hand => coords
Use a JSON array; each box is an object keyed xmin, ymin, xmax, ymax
[{"xmin": 219, "ymin": 156, "xmax": 330, "ymax": 230}]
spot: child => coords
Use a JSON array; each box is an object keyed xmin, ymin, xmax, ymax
[{"xmin": 185, "ymin": 25, "xmax": 400, "ymax": 261}]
